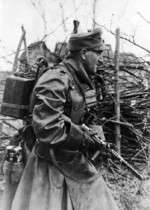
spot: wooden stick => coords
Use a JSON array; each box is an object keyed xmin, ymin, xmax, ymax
[
  {"xmin": 3, "ymin": 120, "xmax": 18, "ymax": 130},
  {"xmin": 72, "ymin": 20, "xmax": 80, "ymax": 34},
  {"xmin": 0, "ymin": 117, "xmax": 16, "ymax": 120},
  {"xmin": 12, "ymin": 25, "xmax": 26, "ymax": 72},
  {"xmin": 21, "ymin": 26, "xmax": 29, "ymax": 68},
  {"xmin": 0, "ymin": 120, "xmax": 3, "ymax": 147},
  {"xmin": 104, "ymin": 119, "xmax": 133, "ymax": 127},
  {"xmin": 114, "ymin": 28, "xmax": 121, "ymax": 154}
]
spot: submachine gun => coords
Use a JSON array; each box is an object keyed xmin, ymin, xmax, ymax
[
  {"xmin": 82, "ymin": 123, "xmax": 143, "ymax": 180},
  {"xmin": 81, "ymin": 75, "xmax": 143, "ymax": 180}
]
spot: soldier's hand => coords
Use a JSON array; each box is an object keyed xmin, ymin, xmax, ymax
[{"xmin": 82, "ymin": 132, "xmax": 96, "ymax": 151}]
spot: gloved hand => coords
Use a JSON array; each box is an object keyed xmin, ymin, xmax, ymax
[
  {"xmin": 82, "ymin": 132, "xmax": 96, "ymax": 151},
  {"xmin": 108, "ymin": 143, "xmax": 116, "ymax": 150},
  {"xmin": 99, "ymin": 151, "xmax": 111, "ymax": 160},
  {"xmin": 81, "ymin": 125, "xmax": 101, "ymax": 152},
  {"xmin": 93, "ymin": 143, "xmax": 115, "ymax": 163}
]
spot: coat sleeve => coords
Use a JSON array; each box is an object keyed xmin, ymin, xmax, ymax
[{"xmin": 32, "ymin": 70, "xmax": 84, "ymax": 149}]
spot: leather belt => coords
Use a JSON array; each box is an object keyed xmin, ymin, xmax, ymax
[{"xmin": 35, "ymin": 142, "xmax": 79, "ymax": 164}]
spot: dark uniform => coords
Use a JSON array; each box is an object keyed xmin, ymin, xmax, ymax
[{"xmin": 2, "ymin": 29, "xmax": 118, "ymax": 210}]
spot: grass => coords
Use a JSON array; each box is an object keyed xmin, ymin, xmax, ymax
[{"xmin": 103, "ymin": 163, "xmax": 150, "ymax": 210}]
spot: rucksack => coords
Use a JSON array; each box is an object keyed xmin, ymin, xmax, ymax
[{"xmin": 1, "ymin": 56, "xmax": 49, "ymax": 120}]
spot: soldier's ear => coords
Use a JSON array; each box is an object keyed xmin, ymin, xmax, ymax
[{"xmin": 80, "ymin": 48, "xmax": 87, "ymax": 60}]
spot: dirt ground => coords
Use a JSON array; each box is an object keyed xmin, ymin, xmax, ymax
[
  {"xmin": 104, "ymin": 165, "xmax": 150, "ymax": 210},
  {"xmin": 111, "ymin": 176, "xmax": 150, "ymax": 209}
]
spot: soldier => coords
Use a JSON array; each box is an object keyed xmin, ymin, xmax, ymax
[{"xmin": 5, "ymin": 28, "xmax": 118, "ymax": 210}]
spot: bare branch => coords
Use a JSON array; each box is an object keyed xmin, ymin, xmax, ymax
[
  {"xmin": 31, "ymin": 0, "xmax": 48, "ymax": 33},
  {"xmin": 92, "ymin": 0, "xmax": 97, "ymax": 29},
  {"xmin": 0, "ymin": 45, "xmax": 16, "ymax": 54},
  {"xmin": 137, "ymin": 11, "xmax": 150, "ymax": 25},
  {"xmin": 110, "ymin": 14, "xmax": 114, "ymax": 31},
  {"xmin": 41, "ymin": 1, "xmax": 83, "ymax": 41},
  {"xmin": 37, "ymin": 0, "xmax": 48, "ymax": 33},
  {"xmin": 72, "ymin": 0, "xmax": 77, "ymax": 15},
  {"xmin": 59, "ymin": 0, "xmax": 68, "ymax": 37},
  {"xmin": 93, "ymin": 20, "xmax": 150, "ymax": 54}
]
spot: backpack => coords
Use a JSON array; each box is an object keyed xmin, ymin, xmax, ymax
[{"xmin": 1, "ymin": 57, "xmax": 49, "ymax": 120}]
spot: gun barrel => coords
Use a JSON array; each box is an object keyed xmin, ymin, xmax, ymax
[
  {"xmin": 122, "ymin": 161, "xmax": 143, "ymax": 180},
  {"xmin": 82, "ymin": 124, "xmax": 143, "ymax": 180},
  {"xmin": 111, "ymin": 150, "xmax": 143, "ymax": 180}
]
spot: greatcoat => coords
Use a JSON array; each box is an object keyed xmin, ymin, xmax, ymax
[{"xmin": 2, "ymin": 54, "xmax": 118, "ymax": 210}]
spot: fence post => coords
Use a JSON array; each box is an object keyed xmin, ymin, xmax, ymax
[
  {"xmin": 114, "ymin": 28, "xmax": 121, "ymax": 154},
  {"xmin": 0, "ymin": 120, "xmax": 3, "ymax": 147},
  {"xmin": 12, "ymin": 26, "xmax": 26, "ymax": 72}
]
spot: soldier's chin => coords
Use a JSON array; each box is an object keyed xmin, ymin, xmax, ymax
[
  {"xmin": 87, "ymin": 66, "xmax": 97, "ymax": 75},
  {"xmin": 93, "ymin": 66, "xmax": 97, "ymax": 74},
  {"xmin": 90, "ymin": 70, "xmax": 97, "ymax": 76}
]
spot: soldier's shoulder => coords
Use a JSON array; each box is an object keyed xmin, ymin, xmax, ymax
[
  {"xmin": 44, "ymin": 63, "xmax": 68, "ymax": 77},
  {"xmin": 37, "ymin": 63, "xmax": 70, "ymax": 86}
]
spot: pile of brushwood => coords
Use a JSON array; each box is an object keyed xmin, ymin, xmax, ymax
[{"xmin": 94, "ymin": 53, "xmax": 150, "ymax": 179}]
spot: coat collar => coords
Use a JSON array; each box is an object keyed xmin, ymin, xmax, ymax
[{"xmin": 63, "ymin": 53, "xmax": 94, "ymax": 90}]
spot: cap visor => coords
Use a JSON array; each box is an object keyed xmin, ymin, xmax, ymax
[{"xmin": 94, "ymin": 44, "xmax": 110, "ymax": 51}]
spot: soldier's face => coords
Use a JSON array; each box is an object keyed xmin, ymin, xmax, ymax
[{"xmin": 83, "ymin": 50, "xmax": 103, "ymax": 75}]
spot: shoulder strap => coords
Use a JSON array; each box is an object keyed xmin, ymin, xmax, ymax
[{"xmin": 64, "ymin": 63, "xmax": 86, "ymax": 102}]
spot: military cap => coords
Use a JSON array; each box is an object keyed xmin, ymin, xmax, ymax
[{"xmin": 68, "ymin": 28, "xmax": 109, "ymax": 52}]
